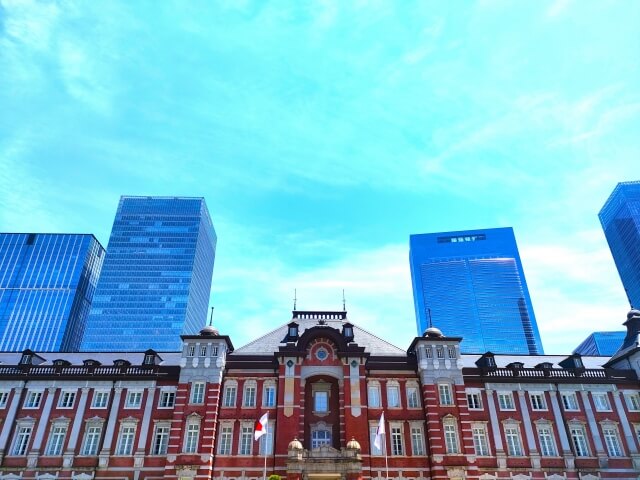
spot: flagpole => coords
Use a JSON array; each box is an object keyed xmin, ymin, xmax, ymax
[
  {"xmin": 263, "ymin": 446, "xmax": 267, "ymax": 480},
  {"xmin": 383, "ymin": 425, "xmax": 389, "ymax": 480}
]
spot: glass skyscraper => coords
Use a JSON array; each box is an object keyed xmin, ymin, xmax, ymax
[
  {"xmin": 573, "ymin": 331, "xmax": 626, "ymax": 356},
  {"xmin": 0, "ymin": 233, "xmax": 104, "ymax": 351},
  {"xmin": 599, "ymin": 181, "xmax": 640, "ymax": 309},
  {"xmin": 410, "ymin": 227, "xmax": 544, "ymax": 354},
  {"xmin": 81, "ymin": 196, "xmax": 216, "ymax": 351}
]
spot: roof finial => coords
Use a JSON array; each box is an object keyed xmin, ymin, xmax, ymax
[
  {"xmin": 428, "ymin": 308, "xmax": 433, "ymax": 328},
  {"xmin": 209, "ymin": 306, "xmax": 215, "ymax": 326},
  {"xmin": 342, "ymin": 289, "xmax": 346, "ymax": 312},
  {"xmin": 293, "ymin": 288, "xmax": 297, "ymax": 310}
]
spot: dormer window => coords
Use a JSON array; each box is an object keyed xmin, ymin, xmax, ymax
[
  {"xmin": 83, "ymin": 359, "xmax": 101, "ymax": 367},
  {"xmin": 53, "ymin": 359, "xmax": 71, "ymax": 367},
  {"xmin": 19, "ymin": 354, "xmax": 32, "ymax": 365},
  {"xmin": 507, "ymin": 362, "xmax": 524, "ymax": 370},
  {"xmin": 143, "ymin": 354, "xmax": 155, "ymax": 365},
  {"xmin": 114, "ymin": 359, "xmax": 131, "ymax": 367},
  {"xmin": 342, "ymin": 322, "xmax": 354, "ymax": 342}
]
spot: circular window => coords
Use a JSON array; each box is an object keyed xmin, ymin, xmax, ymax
[{"xmin": 316, "ymin": 348, "xmax": 328, "ymax": 361}]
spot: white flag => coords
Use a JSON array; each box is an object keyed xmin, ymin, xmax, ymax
[
  {"xmin": 254, "ymin": 412, "xmax": 269, "ymax": 441},
  {"xmin": 374, "ymin": 412, "xmax": 385, "ymax": 450}
]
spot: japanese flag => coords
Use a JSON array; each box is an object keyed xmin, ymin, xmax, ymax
[
  {"xmin": 374, "ymin": 412, "xmax": 385, "ymax": 450},
  {"xmin": 254, "ymin": 412, "xmax": 269, "ymax": 441}
]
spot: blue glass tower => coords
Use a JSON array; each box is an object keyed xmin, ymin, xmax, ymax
[
  {"xmin": 81, "ymin": 196, "xmax": 216, "ymax": 351},
  {"xmin": 599, "ymin": 181, "xmax": 640, "ymax": 309},
  {"xmin": 573, "ymin": 331, "xmax": 626, "ymax": 356},
  {"xmin": 410, "ymin": 227, "xmax": 544, "ymax": 354},
  {"xmin": 0, "ymin": 233, "xmax": 104, "ymax": 351}
]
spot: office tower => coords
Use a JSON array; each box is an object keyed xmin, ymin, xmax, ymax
[
  {"xmin": 573, "ymin": 331, "xmax": 626, "ymax": 356},
  {"xmin": 410, "ymin": 227, "xmax": 543, "ymax": 354},
  {"xmin": 0, "ymin": 233, "xmax": 104, "ymax": 351},
  {"xmin": 599, "ymin": 181, "xmax": 640, "ymax": 308},
  {"xmin": 81, "ymin": 196, "xmax": 216, "ymax": 351}
]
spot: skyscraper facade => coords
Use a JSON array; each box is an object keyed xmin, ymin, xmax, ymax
[
  {"xmin": 599, "ymin": 180, "xmax": 640, "ymax": 308},
  {"xmin": 0, "ymin": 233, "xmax": 104, "ymax": 351},
  {"xmin": 409, "ymin": 227, "xmax": 543, "ymax": 354},
  {"xmin": 573, "ymin": 331, "xmax": 626, "ymax": 356},
  {"xmin": 81, "ymin": 196, "xmax": 216, "ymax": 351}
]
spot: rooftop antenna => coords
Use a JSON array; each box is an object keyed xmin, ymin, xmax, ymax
[
  {"xmin": 209, "ymin": 306, "xmax": 215, "ymax": 326},
  {"xmin": 342, "ymin": 289, "xmax": 346, "ymax": 312},
  {"xmin": 293, "ymin": 289, "xmax": 297, "ymax": 310},
  {"xmin": 428, "ymin": 308, "xmax": 433, "ymax": 329}
]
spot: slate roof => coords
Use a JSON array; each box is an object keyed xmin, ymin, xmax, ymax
[
  {"xmin": 460, "ymin": 354, "xmax": 609, "ymax": 370},
  {"xmin": 0, "ymin": 351, "xmax": 183, "ymax": 366}
]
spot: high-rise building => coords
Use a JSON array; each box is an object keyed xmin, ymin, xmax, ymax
[
  {"xmin": 573, "ymin": 331, "xmax": 626, "ymax": 356},
  {"xmin": 0, "ymin": 233, "xmax": 104, "ymax": 351},
  {"xmin": 409, "ymin": 227, "xmax": 543, "ymax": 354},
  {"xmin": 599, "ymin": 180, "xmax": 640, "ymax": 308},
  {"xmin": 81, "ymin": 196, "xmax": 216, "ymax": 351}
]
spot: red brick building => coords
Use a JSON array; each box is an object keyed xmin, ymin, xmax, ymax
[{"xmin": 1, "ymin": 309, "xmax": 640, "ymax": 480}]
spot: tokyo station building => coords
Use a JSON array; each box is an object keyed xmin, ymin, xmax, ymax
[{"xmin": 1, "ymin": 309, "xmax": 640, "ymax": 480}]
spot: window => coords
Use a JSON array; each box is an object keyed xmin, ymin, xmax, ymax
[
  {"xmin": 425, "ymin": 347, "xmax": 433, "ymax": 358},
  {"xmin": 467, "ymin": 391, "xmax": 482, "ymax": 410},
  {"xmin": 368, "ymin": 383, "xmax": 381, "ymax": 408},
  {"xmin": 218, "ymin": 425, "xmax": 232, "ymax": 455},
  {"xmin": 126, "ymin": 391, "xmax": 143, "ymax": 408},
  {"xmin": 152, "ymin": 424, "xmax": 170, "ymax": 455},
  {"xmin": 212, "ymin": 345, "xmax": 219, "ymax": 356},
  {"xmin": 530, "ymin": 393, "xmax": 546, "ymax": 411},
  {"xmin": 259, "ymin": 421, "xmax": 274, "ymax": 455},
  {"xmin": 314, "ymin": 391, "xmax": 329, "ymax": 412},
  {"xmin": 239, "ymin": 425, "xmax": 253, "ymax": 455},
  {"xmin": 45, "ymin": 425, "xmax": 67, "ymax": 455},
  {"xmin": 143, "ymin": 354, "xmax": 155, "ymax": 365},
  {"xmin": 472, "ymin": 425, "xmax": 489, "ymax": 456},
  {"xmin": 115, "ymin": 424, "xmax": 136, "ymax": 455},
  {"xmin": 0, "ymin": 391, "xmax": 9, "ymax": 408},
  {"xmin": 391, "ymin": 426, "xmax": 404, "ymax": 455},
  {"xmin": 436, "ymin": 346, "xmax": 444, "ymax": 359},
  {"xmin": 407, "ymin": 386, "xmax": 420, "ymax": 408},
  {"xmin": 561, "ymin": 392, "xmax": 579, "ymax": 411},
  {"xmin": 191, "ymin": 382, "xmax": 205, "ymax": 404},
  {"xmin": 592, "ymin": 393, "xmax": 611, "ymax": 411},
  {"xmin": 25, "ymin": 390, "xmax": 42, "ymax": 408},
  {"xmin": 498, "ymin": 392, "xmax": 515, "ymax": 410},
  {"xmin": 58, "ymin": 390, "xmax": 76, "ymax": 408},
  {"xmin": 92, "ymin": 391, "xmax": 109, "ymax": 408},
  {"xmin": 410, "ymin": 425, "xmax": 425, "ymax": 455},
  {"xmin": 603, "ymin": 426, "xmax": 623, "ymax": 457},
  {"xmin": 243, "ymin": 382, "xmax": 256, "ymax": 407},
  {"xmin": 187, "ymin": 345, "xmax": 195, "ymax": 357},
  {"xmin": 12, "ymin": 425, "xmax": 32, "ymax": 455},
  {"xmin": 387, "ymin": 384, "xmax": 400, "ymax": 408},
  {"xmin": 311, "ymin": 429, "xmax": 332, "ymax": 449},
  {"xmin": 537, "ymin": 426, "xmax": 557, "ymax": 456},
  {"xmin": 439, "ymin": 384, "xmax": 453, "ymax": 406},
  {"xmin": 81, "ymin": 425, "xmax": 102, "ymax": 456},
  {"xmin": 159, "ymin": 390, "xmax": 176, "ymax": 408},
  {"xmin": 570, "ymin": 425, "xmax": 590, "ymax": 457},
  {"xmin": 447, "ymin": 346, "xmax": 456, "ymax": 358},
  {"xmin": 504, "ymin": 425, "xmax": 523, "ymax": 456},
  {"xmin": 223, "ymin": 384, "xmax": 237, "ymax": 407},
  {"xmin": 443, "ymin": 421, "xmax": 459, "ymax": 454},
  {"xmin": 369, "ymin": 426, "xmax": 382, "ymax": 455},
  {"xmin": 184, "ymin": 422, "xmax": 200, "ymax": 453},
  {"xmin": 199, "ymin": 345, "xmax": 207, "ymax": 357},
  {"xmin": 263, "ymin": 384, "xmax": 276, "ymax": 407},
  {"xmin": 625, "ymin": 392, "xmax": 640, "ymax": 411}
]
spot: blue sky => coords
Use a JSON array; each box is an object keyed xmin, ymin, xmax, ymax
[{"xmin": 1, "ymin": 0, "xmax": 639, "ymax": 354}]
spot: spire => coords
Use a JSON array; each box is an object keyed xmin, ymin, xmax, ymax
[
  {"xmin": 428, "ymin": 308, "xmax": 433, "ymax": 328},
  {"xmin": 293, "ymin": 288, "xmax": 297, "ymax": 310},
  {"xmin": 209, "ymin": 306, "xmax": 215, "ymax": 326},
  {"xmin": 342, "ymin": 289, "xmax": 346, "ymax": 312}
]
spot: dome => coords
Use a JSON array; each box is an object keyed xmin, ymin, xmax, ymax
[
  {"xmin": 423, "ymin": 326, "xmax": 443, "ymax": 338},
  {"xmin": 346, "ymin": 438, "xmax": 361, "ymax": 450},
  {"xmin": 200, "ymin": 325, "xmax": 219, "ymax": 336},
  {"xmin": 627, "ymin": 308, "xmax": 640, "ymax": 320},
  {"xmin": 288, "ymin": 438, "xmax": 303, "ymax": 450}
]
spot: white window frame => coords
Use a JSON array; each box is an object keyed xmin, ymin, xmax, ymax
[
  {"xmin": 624, "ymin": 392, "xmax": 640, "ymax": 411},
  {"xmin": 45, "ymin": 423, "xmax": 68, "ymax": 456},
  {"xmin": 190, "ymin": 382, "xmax": 205, "ymax": 404},
  {"xmin": 183, "ymin": 419, "xmax": 201, "ymax": 453},
  {"xmin": 243, "ymin": 381, "xmax": 256, "ymax": 407},
  {"xmin": 58, "ymin": 390, "xmax": 77, "ymax": 409},
  {"xmin": 592, "ymin": 393, "xmax": 611, "ymax": 412},
  {"xmin": 369, "ymin": 425, "xmax": 382, "ymax": 456},
  {"xmin": 471, "ymin": 423, "xmax": 490, "ymax": 456},
  {"xmin": 406, "ymin": 384, "xmax": 420, "ymax": 409},
  {"xmin": 536, "ymin": 423, "xmax": 557, "ymax": 457},
  {"xmin": 569, "ymin": 423, "xmax": 590, "ymax": 457},
  {"xmin": 217, "ymin": 423, "xmax": 233, "ymax": 455},
  {"xmin": 263, "ymin": 383, "xmax": 276, "ymax": 407},
  {"xmin": 115, "ymin": 423, "xmax": 137, "ymax": 455},
  {"xmin": 390, "ymin": 423, "xmax": 404, "ymax": 456},
  {"xmin": 466, "ymin": 390, "xmax": 483, "ymax": 410},
  {"xmin": 504, "ymin": 423, "xmax": 524, "ymax": 456},
  {"xmin": 314, "ymin": 390, "xmax": 329, "ymax": 413},
  {"xmin": 187, "ymin": 345, "xmax": 195, "ymax": 357},
  {"xmin": 91, "ymin": 390, "xmax": 110, "ymax": 409},
  {"xmin": 497, "ymin": 392, "xmax": 515, "ymax": 411},
  {"xmin": 387, "ymin": 383, "xmax": 401, "ymax": 408},
  {"xmin": 529, "ymin": 392, "xmax": 547, "ymax": 411},
  {"xmin": 561, "ymin": 392, "xmax": 579, "ymax": 411},
  {"xmin": 223, "ymin": 382, "xmax": 237, "ymax": 408},
  {"xmin": 11, "ymin": 423, "xmax": 33, "ymax": 456},
  {"xmin": 368, "ymin": 382, "xmax": 381, "ymax": 408},
  {"xmin": 151, "ymin": 423, "xmax": 170, "ymax": 455},
  {"xmin": 438, "ymin": 383, "xmax": 453, "ymax": 406},
  {"xmin": 158, "ymin": 389, "xmax": 176, "ymax": 408},
  {"xmin": 601, "ymin": 423, "xmax": 624, "ymax": 457},
  {"xmin": 24, "ymin": 390, "xmax": 43, "ymax": 409},
  {"xmin": 125, "ymin": 390, "xmax": 143, "ymax": 409},
  {"xmin": 0, "ymin": 390, "xmax": 9, "ymax": 408},
  {"xmin": 238, "ymin": 423, "xmax": 253, "ymax": 455},
  {"xmin": 443, "ymin": 418, "xmax": 459, "ymax": 454},
  {"xmin": 259, "ymin": 420, "xmax": 275, "ymax": 455},
  {"xmin": 410, "ymin": 423, "xmax": 425, "ymax": 456},
  {"xmin": 199, "ymin": 345, "xmax": 207, "ymax": 357},
  {"xmin": 80, "ymin": 423, "xmax": 103, "ymax": 456}
]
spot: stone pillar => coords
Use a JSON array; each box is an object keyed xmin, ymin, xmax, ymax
[
  {"xmin": 517, "ymin": 390, "xmax": 539, "ymax": 468},
  {"xmin": 550, "ymin": 388, "xmax": 574, "ymax": 470},
  {"xmin": 64, "ymin": 387, "xmax": 91, "ymax": 467},
  {"xmin": 28, "ymin": 387, "xmax": 57, "ymax": 466},
  {"xmin": 485, "ymin": 389, "xmax": 506, "ymax": 469},
  {"xmin": 0, "ymin": 385, "xmax": 24, "ymax": 462},
  {"xmin": 135, "ymin": 387, "xmax": 157, "ymax": 467},
  {"xmin": 99, "ymin": 386, "xmax": 123, "ymax": 467}
]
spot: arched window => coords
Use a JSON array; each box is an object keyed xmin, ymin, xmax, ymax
[{"xmin": 311, "ymin": 428, "xmax": 332, "ymax": 449}]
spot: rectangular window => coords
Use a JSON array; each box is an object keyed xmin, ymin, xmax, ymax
[
  {"xmin": 126, "ymin": 391, "xmax": 143, "ymax": 408},
  {"xmin": 259, "ymin": 421, "xmax": 274, "ymax": 455},
  {"xmin": 603, "ymin": 427, "xmax": 623, "ymax": 457},
  {"xmin": 12, "ymin": 426, "xmax": 32, "ymax": 455},
  {"xmin": 562, "ymin": 393, "xmax": 579, "ymax": 411},
  {"xmin": 505, "ymin": 426, "xmax": 523, "ymax": 456},
  {"xmin": 498, "ymin": 392, "xmax": 515, "ymax": 410},
  {"xmin": 115, "ymin": 425, "xmax": 136, "ymax": 455},
  {"xmin": 81, "ymin": 425, "xmax": 102, "ymax": 456},
  {"xmin": 472, "ymin": 425, "xmax": 489, "ymax": 456},
  {"xmin": 25, "ymin": 391, "xmax": 42, "ymax": 408},
  {"xmin": 191, "ymin": 382, "xmax": 205, "ymax": 404},
  {"xmin": 369, "ymin": 426, "xmax": 382, "ymax": 455},
  {"xmin": 159, "ymin": 391, "xmax": 176, "ymax": 408},
  {"xmin": 391, "ymin": 426, "xmax": 404, "ymax": 456},
  {"xmin": 530, "ymin": 393, "xmax": 546, "ymax": 411},
  {"xmin": 410, "ymin": 426, "xmax": 425, "ymax": 455},
  {"xmin": 537, "ymin": 427, "xmax": 557, "ymax": 456},
  {"xmin": 444, "ymin": 423, "xmax": 459, "ymax": 454},
  {"xmin": 243, "ymin": 384, "xmax": 256, "ymax": 407},
  {"xmin": 218, "ymin": 425, "xmax": 232, "ymax": 455},
  {"xmin": 58, "ymin": 391, "xmax": 76, "ymax": 409},
  {"xmin": 387, "ymin": 385, "xmax": 400, "ymax": 408},
  {"xmin": 92, "ymin": 391, "xmax": 109, "ymax": 408},
  {"xmin": 368, "ymin": 384, "xmax": 381, "ymax": 408},
  {"xmin": 45, "ymin": 425, "xmax": 67, "ymax": 455},
  {"xmin": 212, "ymin": 345, "xmax": 219, "ymax": 356},
  {"xmin": 626, "ymin": 393, "xmax": 640, "ymax": 411},
  {"xmin": 151, "ymin": 425, "xmax": 169, "ymax": 455},
  {"xmin": 239, "ymin": 426, "xmax": 253, "ymax": 455},
  {"xmin": 425, "ymin": 347, "xmax": 433, "ymax": 358},
  {"xmin": 447, "ymin": 346, "xmax": 456, "ymax": 358},
  {"xmin": 436, "ymin": 346, "xmax": 444, "ymax": 359},
  {"xmin": 467, "ymin": 392, "xmax": 482, "ymax": 410},
  {"xmin": 407, "ymin": 387, "xmax": 420, "ymax": 408},
  {"xmin": 187, "ymin": 345, "xmax": 195, "ymax": 357},
  {"xmin": 184, "ymin": 423, "xmax": 200, "ymax": 453},
  {"xmin": 200, "ymin": 345, "xmax": 207, "ymax": 357},
  {"xmin": 439, "ymin": 384, "xmax": 453, "ymax": 406},
  {"xmin": 570, "ymin": 426, "xmax": 589, "ymax": 457},
  {"xmin": 314, "ymin": 391, "xmax": 329, "ymax": 412},
  {"xmin": 592, "ymin": 393, "xmax": 611, "ymax": 411},
  {"xmin": 263, "ymin": 385, "xmax": 276, "ymax": 407},
  {"xmin": 223, "ymin": 385, "xmax": 237, "ymax": 407},
  {"xmin": 0, "ymin": 391, "xmax": 10, "ymax": 408}
]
